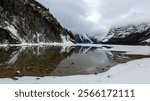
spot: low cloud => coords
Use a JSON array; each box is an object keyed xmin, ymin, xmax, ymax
[{"xmin": 37, "ymin": 0, "xmax": 150, "ymax": 38}]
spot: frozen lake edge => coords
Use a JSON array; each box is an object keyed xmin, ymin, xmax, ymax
[{"xmin": 0, "ymin": 44, "xmax": 150, "ymax": 84}]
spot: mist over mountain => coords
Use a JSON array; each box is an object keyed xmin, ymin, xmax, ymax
[
  {"xmin": 73, "ymin": 34, "xmax": 101, "ymax": 44},
  {"xmin": 37, "ymin": 0, "xmax": 150, "ymax": 39},
  {"xmin": 1, "ymin": 0, "xmax": 150, "ymax": 45}
]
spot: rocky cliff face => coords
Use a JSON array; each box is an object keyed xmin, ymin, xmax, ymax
[
  {"xmin": 102, "ymin": 23, "xmax": 150, "ymax": 45},
  {"xmin": 0, "ymin": 0, "xmax": 75, "ymax": 44}
]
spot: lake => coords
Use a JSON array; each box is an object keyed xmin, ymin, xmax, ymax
[{"xmin": 0, "ymin": 45, "xmax": 149, "ymax": 80}]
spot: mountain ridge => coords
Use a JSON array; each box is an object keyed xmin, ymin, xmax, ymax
[
  {"xmin": 0, "ymin": 0, "xmax": 75, "ymax": 44},
  {"xmin": 73, "ymin": 33, "xmax": 101, "ymax": 44},
  {"xmin": 102, "ymin": 23, "xmax": 150, "ymax": 45}
]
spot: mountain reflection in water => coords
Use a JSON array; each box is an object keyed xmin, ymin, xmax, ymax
[{"xmin": 0, "ymin": 46, "xmax": 149, "ymax": 78}]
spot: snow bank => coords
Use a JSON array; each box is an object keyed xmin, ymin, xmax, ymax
[
  {"xmin": 0, "ymin": 58, "xmax": 150, "ymax": 84},
  {"xmin": 101, "ymin": 45, "xmax": 150, "ymax": 55}
]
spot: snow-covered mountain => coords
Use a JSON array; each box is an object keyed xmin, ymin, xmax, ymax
[
  {"xmin": 102, "ymin": 23, "xmax": 150, "ymax": 45},
  {"xmin": 0, "ymin": 0, "xmax": 75, "ymax": 44},
  {"xmin": 74, "ymin": 34, "xmax": 100, "ymax": 44}
]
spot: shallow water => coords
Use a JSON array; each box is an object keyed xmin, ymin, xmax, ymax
[{"xmin": 0, "ymin": 45, "xmax": 149, "ymax": 79}]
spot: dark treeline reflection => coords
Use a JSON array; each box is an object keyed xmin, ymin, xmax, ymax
[{"xmin": 0, "ymin": 46, "xmax": 148, "ymax": 78}]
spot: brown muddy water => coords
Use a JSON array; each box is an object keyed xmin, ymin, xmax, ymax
[{"xmin": 0, "ymin": 46, "xmax": 149, "ymax": 79}]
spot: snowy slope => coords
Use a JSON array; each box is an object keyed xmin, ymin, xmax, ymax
[
  {"xmin": 74, "ymin": 34, "xmax": 100, "ymax": 44},
  {"xmin": 0, "ymin": 0, "xmax": 75, "ymax": 44},
  {"xmin": 102, "ymin": 23, "xmax": 150, "ymax": 45}
]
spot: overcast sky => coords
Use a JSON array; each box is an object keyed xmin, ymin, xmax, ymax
[{"xmin": 37, "ymin": 0, "xmax": 150, "ymax": 37}]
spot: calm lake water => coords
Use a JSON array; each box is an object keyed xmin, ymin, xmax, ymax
[{"xmin": 0, "ymin": 45, "xmax": 149, "ymax": 79}]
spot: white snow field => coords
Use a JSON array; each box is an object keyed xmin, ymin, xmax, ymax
[{"xmin": 0, "ymin": 44, "xmax": 150, "ymax": 84}]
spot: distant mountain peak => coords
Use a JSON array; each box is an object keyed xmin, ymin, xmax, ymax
[
  {"xmin": 102, "ymin": 23, "xmax": 150, "ymax": 45},
  {"xmin": 73, "ymin": 33, "xmax": 101, "ymax": 44}
]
